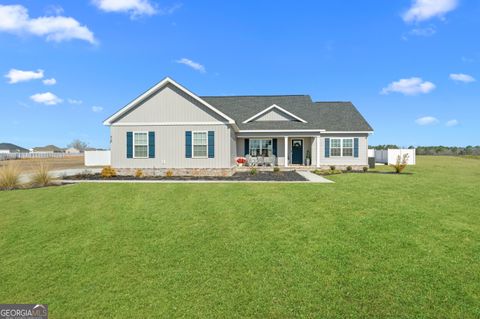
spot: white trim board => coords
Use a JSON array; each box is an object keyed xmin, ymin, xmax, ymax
[
  {"xmin": 103, "ymin": 77, "xmax": 236, "ymax": 126},
  {"xmin": 242, "ymin": 104, "xmax": 307, "ymax": 124},
  {"xmin": 111, "ymin": 122, "xmax": 227, "ymax": 126}
]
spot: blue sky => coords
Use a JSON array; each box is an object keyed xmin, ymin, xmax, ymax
[{"xmin": 1, "ymin": 0, "xmax": 479, "ymax": 148}]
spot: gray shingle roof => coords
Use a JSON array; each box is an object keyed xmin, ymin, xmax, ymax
[
  {"xmin": 0, "ymin": 143, "xmax": 29, "ymax": 153},
  {"xmin": 201, "ymin": 95, "xmax": 373, "ymax": 131}
]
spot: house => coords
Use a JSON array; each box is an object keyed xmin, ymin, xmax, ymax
[
  {"xmin": 103, "ymin": 77, "xmax": 373, "ymax": 175},
  {"xmin": 32, "ymin": 145, "xmax": 64, "ymax": 153},
  {"xmin": 0, "ymin": 142, "xmax": 29, "ymax": 153},
  {"xmin": 65, "ymin": 147, "xmax": 81, "ymax": 154}
]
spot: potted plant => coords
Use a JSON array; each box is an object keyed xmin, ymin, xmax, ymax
[
  {"xmin": 305, "ymin": 150, "xmax": 311, "ymax": 166},
  {"xmin": 236, "ymin": 157, "xmax": 247, "ymax": 167}
]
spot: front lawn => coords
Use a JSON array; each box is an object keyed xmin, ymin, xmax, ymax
[{"xmin": 1, "ymin": 156, "xmax": 479, "ymax": 318}]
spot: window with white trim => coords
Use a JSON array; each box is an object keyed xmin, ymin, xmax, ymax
[
  {"xmin": 342, "ymin": 139, "xmax": 353, "ymax": 156},
  {"xmin": 134, "ymin": 132, "xmax": 148, "ymax": 158},
  {"xmin": 330, "ymin": 138, "xmax": 353, "ymax": 157},
  {"xmin": 193, "ymin": 131, "xmax": 208, "ymax": 158},
  {"xmin": 330, "ymin": 139, "xmax": 342, "ymax": 157},
  {"xmin": 249, "ymin": 139, "xmax": 272, "ymax": 157}
]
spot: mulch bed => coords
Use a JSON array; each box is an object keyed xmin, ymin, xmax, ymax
[{"xmin": 64, "ymin": 171, "xmax": 307, "ymax": 181}]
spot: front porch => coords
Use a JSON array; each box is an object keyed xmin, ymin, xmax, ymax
[{"xmin": 236, "ymin": 134, "xmax": 322, "ymax": 168}]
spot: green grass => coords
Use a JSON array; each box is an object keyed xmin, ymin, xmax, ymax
[{"xmin": 1, "ymin": 156, "xmax": 479, "ymax": 318}]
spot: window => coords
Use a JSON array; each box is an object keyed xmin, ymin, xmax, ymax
[
  {"xmin": 330, "ymin": 138, "xmax": 353, "ymax": 157},
  {"xmin": 133, "ymin": 132, "xmax": 148, "ymax": 158},
  {"xmin": 330, "ymin": 139, "xmax": 341, "ymax": 157},
  {"xmin": 342, "ymin": 139, "xmax": 353, "ymax": 157},
  {"xmin": 193, "ymin": 131, "xmax": 208, "ymax": 158},
  {"xmin": 249, "ymin": 139, "xmax": 272, "ymax": 157}
]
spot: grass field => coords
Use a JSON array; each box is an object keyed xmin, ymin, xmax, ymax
[
  {"xmin": 0, "ymin": 156, "xmax": 85, "ymax": 173},
  {"xmin": 0, "ymin": 156, "xmax": 479, "ymax": 318}
]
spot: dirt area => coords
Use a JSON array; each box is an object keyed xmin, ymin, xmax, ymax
[{"xmin": 0, "ymin": 156, "xmax": 86, "ymax": 173}]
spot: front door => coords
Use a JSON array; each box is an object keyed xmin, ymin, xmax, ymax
[{"xmin": 291, "ymin": 139, "xmax": 303, "ymax": 165}]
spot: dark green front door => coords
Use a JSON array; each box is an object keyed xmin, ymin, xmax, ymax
[{"xmin": 291, "ymin": 139, "xmax": 303, "ymax": 165}]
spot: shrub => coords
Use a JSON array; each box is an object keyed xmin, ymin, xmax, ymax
[
  {"xmin": 313, "ymin": 169, "xmax": 342, "ymax": 175},
  {"xmin": 391, "ymin": 154, "xmax": 409, "ymax": 174},
  {"xmin": 31, "ymin": 162, "xmax": 52, "ymax": 187},
  {"xmin": 346, "ymin": 166, "xmax": 352, "ymax": 172},
  {"xmin": 165, "ymin": 170, "xmax": 174, "ymax": 177},
  {"xmin": 135, "ymin": 169, "xmax": 144, "ymax": 178},
  {"xmin": 250, "ymin": 168, "xmax": 257, "ymax": 175},
  {"xmin": 363, "ymin": 166, "xmax": 368, "ymax": 173},
  {"xmin": 101, "ymin": 166, "xmax": 117, "ymax": 178},
  {"xmin": 0, "ymin": 162, "xmax": 22, "ymax": 190},
  {"xmin": 330, "ymin": 165, "xmax": 336, "ymax": 171},
  {"xmin": 273, "ymin": 167, "xmax": 280, "ymax": 173}
]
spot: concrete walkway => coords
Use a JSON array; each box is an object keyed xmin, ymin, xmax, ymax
[{"xmin": 296, "ymin": 171, "xmax": 334, "ymax": 183}]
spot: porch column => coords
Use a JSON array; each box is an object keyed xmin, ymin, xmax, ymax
[
  {"xmin": 316, "ymin": 136, "xmax": 320, "ymax": 167},
  {"xmin": 284, "ymin": 136, "xmax": 289, "ymax": 167}
]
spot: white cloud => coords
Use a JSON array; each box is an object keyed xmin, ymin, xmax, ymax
[
  {"xmin": 92, "ymin": 0, "xmax": 157, "ymax": 17},
  {"xmin": 0, "ymin": 4, "xmax": 96, "ymax": 44},
  {"xmin": 449, "ymin": 73, "xmax": 476, "ymax": 83},
  {"xmin": 68, "ymin": 98, "xmax": 83, "ymax": 105},
  {"xmin": 92, "ymin": 106, "xmax": 103, "ymax": 112},
  {"xmin": 409, "ymin": 27, "xmax": 436, "ymax": 36},
  {"xmin": 381, "ymin": 77, "xmax": 435, "ymax": 95},
  {"xmin": 176, "ymin": 58, "xmax": 206, "ymax": 73},
  {"xmin": 30, "ymin": 92, "xmax": 63, "ymax": 105},
  {"xmin": 43, "ymin": 78, "xmax": 56, "ymax": 85},
  {"xmin": 403, "ymin": 0, "xmax": 458, "ymax": 23},
  {"xmin": 446, "ymin": 119, "xmax": 459, "ymax": 127},
  {"xmin": 5, "ymin": 68, "xmax": 44, "ymax": 83},
  {"xmin": 415, "ymin": 116, "xmax": 439, "ymax": 125}
]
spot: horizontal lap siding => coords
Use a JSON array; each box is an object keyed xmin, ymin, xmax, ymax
[
  {"xmin": 111, "ymin": 125, "xmax": 233, "ymax": 169},
  {"xmin": 320, "ymin": 133, "xmax": 369, "ymax": 165}
]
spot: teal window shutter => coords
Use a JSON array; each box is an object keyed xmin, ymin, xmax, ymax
[
  {"xmin": 325, "ymin": 138, "xmax": 330, "ymax": 158},
  {"xmin": 148, "ymin": 131, "xmax": 155, "ymax": 158},
  {"xmin": 244, "ymin": 139, "xmax": 249, "ymax": 156},
  {"xmin": 272, "ymin": 138, "xmax": 277, "ymax": 156},
  {"xmin": 185, "ymin": 131, "xmax": 192, "ymax": 158},
  {"xmin": 126, "ymin": 132, "xmax": 133, "ymax": 158},
  {"xmin": 208, "ymin": 131, "xmax": 215, "ymax": 158},
  {"xmin": 354, "ymin": 138, "xmax": 359, "ymax": 158}
]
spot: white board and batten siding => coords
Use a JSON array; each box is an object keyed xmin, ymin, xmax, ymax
[
  {"xmin": 85, "ymin": 150, "xmax": 111, "ymax": 166},
  {"xmin": 371, "ymin": 149, "xmax": 416, "ymax": 165},
  {"xmin": 109, "ymin": 83, "xmax": 235, "ymax": 169}
]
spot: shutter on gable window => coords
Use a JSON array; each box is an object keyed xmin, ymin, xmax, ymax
[
  {"xmin": 244, "ymin": 139, "xmax": 249, "ymax": 156},
  {"xmin": 185, "ymin": 131, "xmax": 192, "ymax": 158},
  {"xmin": 126, "ymin": 132, "xmax": 133, "ymax": 158},
  {"xmin": 325, "ymin": 138, "xmax": 330, "ymax": 158},
  {"xmin": 354, "ymin": 138, "xmax": 359, "ymax": 158},
  {"xmin": 148, "ymin": 131, "xmax": 155, "ymax": 158},
  {"xmin": 272, "ymin": 138, "xmax": 277, "ymax": 156},
  {"xmin": 208, "ymin": 131, "xmax": 215, "ymax": 158}
]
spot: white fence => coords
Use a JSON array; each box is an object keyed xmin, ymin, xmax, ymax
[
  {"xmin": 0, "ymin": 152, "xmax": 78, "ymax": 161},
  {"xmin": 84, "ymin": 150, "xmax": 111, "ymax": 166},
  {"xmin": 370, "ymin": 149, "xmax": 416, "ymax": 165}
]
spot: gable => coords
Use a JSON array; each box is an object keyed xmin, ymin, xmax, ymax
[
  {"xmin": 243, "ymin": 104, "xmax": 307, "ymax": 124},
  {"xmin": 104, "ymin": 77, "xmax": 235, "ymax": 126},
  {"xmin": 253, "ymin": 108, "xmax": 298, "ymax": 122}
]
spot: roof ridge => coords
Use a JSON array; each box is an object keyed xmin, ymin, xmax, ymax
[
  {"xmin": 314, "ymin": 101, "xmax": 352, "ymax": 103},
  {"xmin": 201, "ymin": 94, "xmax": 310, "ymax": 98}
]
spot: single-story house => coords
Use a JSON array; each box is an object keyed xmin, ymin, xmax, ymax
[
  {"xmin": 0, "ymin": 143, "xmax": 29, "ymax": 154},
  {"xmin": 32, "ymin": 145, "xmax": 64, "ymax": 153},
  {"xmin": 103, "ymin": 77, "xmax": 373, "ymax": 175},
  {"xmin": 65, "ymin": 147, "xmax": 81, "ymax": 154}
]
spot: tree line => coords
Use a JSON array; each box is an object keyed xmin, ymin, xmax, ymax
[{"xmin": 370, "ymin": 145, "xmax": 480, "ymax": 156}]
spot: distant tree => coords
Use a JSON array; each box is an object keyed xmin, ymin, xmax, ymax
[{"xmin": 68, "ymin": 139, "xmax": 88, "ymax": 151}]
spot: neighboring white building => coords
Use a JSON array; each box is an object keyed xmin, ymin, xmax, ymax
[{"xmin": 65, "ymin": 147, "xmax": 80, "ymax": 154}]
